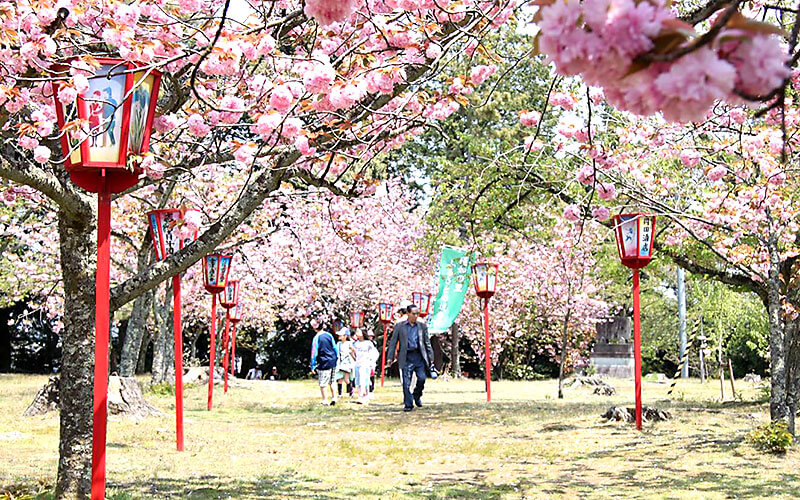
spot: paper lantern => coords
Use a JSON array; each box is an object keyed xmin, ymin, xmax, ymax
[
  {"xmin": 53, "ymin": 58, "xmax": 162, "ymax": 193},
  {"xmin": 221, "ymin": 279, "xmax": 240, "ymax": 309},
  {"xmin": 202, "ymin": 253, "xmax": 233, "ymax": 294},
  {"xmin": 412, "ymin": 292, "xmax": 433, "ymax": 317},
  {"xmin": 146, "ymin": 208, "xmax": 200, "ymax": 261},
  {"xmin": 471, "ymin": 262, "xmax": 498, "ymax": 299},
  {"xmin": 378, "ymin": 302, "xmax": 394, "ymax": 324},
  {"xmin": 613, "ymin": 213, "xmax": 656, "ymax": 269}
]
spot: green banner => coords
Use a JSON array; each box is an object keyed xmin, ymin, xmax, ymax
[{"xmin": 428, "ymin": 246, "xmax": 475, "ymax": 334}]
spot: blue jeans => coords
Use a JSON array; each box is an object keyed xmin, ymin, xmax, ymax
[{"xmin": 402, "ymin": 350, "xmax": 427, "ymax": 409}]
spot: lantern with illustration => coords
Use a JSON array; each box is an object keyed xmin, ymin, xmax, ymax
[
  {"xmin": 219, "ymin": 279, "xmax": 240, "ymax": 393},
  {"xmin": 472, "ymin": 262, "xmax": 498, "ymax": 402},
  {"xmin": 411, "ymin": 292, "xmax": 433, "ymax": 318},
  {"xmin": 202, "ymin": 253, "xmax": 233, "ymax": 410},
  {"xmin": 53, "ymin": 58, "xmax": 162, "ymax": 500},
  {"xmin": 350, "ymin": 310, "xmax": 366, "ymax": 329},
  {"xmin": 377, "ymin": 302, "xmax": 394, "ymax": 387},
  {"xmin": 612, "ymin": 213, "xmax": 656, "ymax": 431},
  {"xmin": 145, "ymin": 207, "xmax": 200, "ymax": 452}
]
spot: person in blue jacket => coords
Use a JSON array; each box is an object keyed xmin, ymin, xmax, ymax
[{"xmin": 310, "ymin": 319, "xmax": 339, "ymax": 406}]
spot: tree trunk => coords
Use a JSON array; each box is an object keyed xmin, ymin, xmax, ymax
[
  {"xmin": 119, "ymin": 290, "xmax": 153, "ymax": 377},
  {"xmin": 55, "ymin": 210, "xmax": 95, "ymax": 499},
  {"xmin": 151, "ymin": 281, "xmax": 173, "ymax": 384},
  {"xmin": 451, "ymin": 321, "xmax": 461, "ymax": 378},
  {"xmin": 557, "ymin": 308, "xmax": 573, "ymax": 399},
  {"xmin": 784, "ymin": 316, "xmax": 800, "ymax": 434},
  {"xmin": 766, "ymin": 240, "xmax": 788, "ymax": 420}
]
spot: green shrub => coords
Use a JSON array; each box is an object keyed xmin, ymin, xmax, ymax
[
  {"xmin": 748, "ymin": 422, "xmax": 793, "ymax": 454},
  {"xmin": 147, "ymin": 381, "xmax": 175, "ymax": 396}
]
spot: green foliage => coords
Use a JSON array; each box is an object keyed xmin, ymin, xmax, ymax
[
  {"xmin": 502, "ymin": 362, "xmax": 550, "ymax": 381},
  {"xmin": 748, "ymin": 422, "xmax": 794, "ymax": 454},
  {"xmin": 147, "ymin": 381, "xmax": 174, "ymax": 396}
]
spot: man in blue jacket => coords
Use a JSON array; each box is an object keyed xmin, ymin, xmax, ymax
[{"xmin": 310, "ymin": 319, "xmax": 339, "ymax": 406}]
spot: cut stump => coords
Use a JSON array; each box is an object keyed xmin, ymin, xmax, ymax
[
  {"xmin": 24, "ymin": 375, "xmax": 160, "ymax": 418},
  {"xmin": 23, "ymin": 376, "xmax": 60, "ymax": 416},
  {"xmin": 602, "ymin": 406, "xmax": 671, "ymax": 423}
]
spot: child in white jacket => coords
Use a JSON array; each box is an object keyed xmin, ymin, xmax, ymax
[{"xmin": 352, "ymin": 329, "xmax": 379, "ymax": 404}]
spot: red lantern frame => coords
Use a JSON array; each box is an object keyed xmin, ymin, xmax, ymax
[
  {"xmin": 471, "ymin": 262, "xmax": 498, "ymax": 299},
  {"xmin": 221, "ymin": 279, "xmax": 240, "ymax": 309},
  {"xmin": 146, "ymin": 208, "xmax": 200, "ymax": 261},
  {"xmin": 350, "ymin": 310, "xmax": 366, "ymax": 329},
  {"xmin": 378, "ymin": 302, "xmax": 394, "ymax": 324},
  {"xmin": 231, "ymin": 302, "xmax": 244, "ymax": 323},
  {"xmin": 612, "ymin": 213, "xmax": 656, "ymax": 270},
  {"xmin": 411, "ymin": 292, "xmax": 433, "ymax": 318},
  {"xmin": 53, "ymin": 58, "xmax": 162, "ymax": 194},
  {"xmin": 202, "ymin": 253, "xmax": 233, "ymax": 294}
]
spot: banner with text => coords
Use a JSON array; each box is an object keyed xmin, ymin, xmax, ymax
[{"xmin": 428, "ymin": 246, "xmax": 475, "ymax": 334}]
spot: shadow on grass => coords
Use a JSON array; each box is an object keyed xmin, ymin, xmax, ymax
[{"xmin": 107, "ymin": 473, "xmax": 334, "ymax": 499}]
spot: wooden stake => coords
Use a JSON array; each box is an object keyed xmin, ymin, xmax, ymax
[{"xmin": 728, "ymin": 359, "xmax": 736, "ymax": 400}]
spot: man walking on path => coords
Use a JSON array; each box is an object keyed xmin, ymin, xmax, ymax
[
  {"xmin": 310, "ymin": 320, "xmax": 339, "ymax": 405},
  {"xmin": 386, "ymin": 305, "xmax": 434, "ymax": 412}
]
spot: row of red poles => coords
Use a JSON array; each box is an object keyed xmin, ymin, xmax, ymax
[
  {"xmin": 147, "ymin": 210, "xmax": 247, "ymax": 451},
  {"xmin": 47, "ymin": 57, "xmax": 658, "ymax": 500}
]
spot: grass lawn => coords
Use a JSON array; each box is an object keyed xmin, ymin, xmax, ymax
[{"xmin": 1, "ymin": 373, "xmax": 798, "ymax": 499}]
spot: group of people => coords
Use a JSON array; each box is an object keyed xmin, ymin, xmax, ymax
[
  {"xmin": 310, "ymin": 322, "xmax": 379, "ymax": 405},
  {"xmin": 310, "ymin": 302, "xmax": 436, "ymax": 412}
]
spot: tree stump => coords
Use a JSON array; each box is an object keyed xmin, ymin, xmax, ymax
[
  {"xmin": 23, "ymin": 376, "xmax": 60, "ymax": 416},
  {"xmin": 24, "ymin": 375, "xmax": 160, "ymax": 418},
  {"xmin": 568, "ymin": 376, "xmax": 616, "ymax": 395},
  {"xmin": 107, "ymin": 376, "xmax": 161, "ymax": 418},
  {"xmin": 602, "ymin": 406, "xmax": 671, "ymax": 422},
  {"xmin": 593, "ymin": 385, "xmax": 616, "ymax": 396},
  {"xmin": 183, "ymin": 366, "xmax": 225, "ymax": 385}
]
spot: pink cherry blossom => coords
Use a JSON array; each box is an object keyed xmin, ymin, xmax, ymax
[
  {"xmin": 596, "ymin": 182, "xmax": 617, "ymax": 200},
  {"xmin": 269, "ymin": 85, "xmax": 294, "ymax": 112},
  {"xmin": 33, "ymin": 145, "xmax": 50, "ymax": 163},
  {"xmin": 470, "ymin": 64, "xmax": 497, "ymax": 86},
  {"xmin": 563, "ymin": 204, "xmax": 581, "ymax": 221},
  {"xmin": 304, "ymin": 0, "xmax": 357, "ymax": 26},
  {"xmin": 707, "ymin": 165, "xmax": 727, "ymax": 181},
  {"xmin": 520, "ymin": 110, "xmax": 541, "ymax": 127},
  {"xmin": 186, "ymin": 114, "xmax": 211, "ymax": 137},
  {"xmin": 295, "ymin": 136, "xmax": 317, "ymax": 156},
  {"xmin": 680, "ymin": 149, "xmax": 701, "ymax": 167}
]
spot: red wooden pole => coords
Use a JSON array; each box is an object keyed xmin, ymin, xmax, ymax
[
  {"xmin": 633, "ymin": 269, "xmax": 643, "ymax": 431},
  {"xmin": 380, "ymin": 323, "xmax": 389, "ymax": 387},
  {"xmin": 91, "ymin": 182, "xmax": 111, "ymax": 500},
  {"xmin": 230, "ymin": 323, "xmax": 237, "ymax": 378},
  {"xmin": 484, "ymin": 298, "xmax": 491, "ymax": 403},
  {"xmin": 223, "ymin": 310, "xmax": 230, "ymax": 393},
  {"xmin": 208, "ymin": 294, "xmax": 217, "ymax": 411},
  {"xmin": 172, "ymin": 274, "xmax": 184, "ymax": 451}
]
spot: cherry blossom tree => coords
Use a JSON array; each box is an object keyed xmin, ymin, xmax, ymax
[{"xmin": 0, "ymin": 0, "xmax": 518, "ymax": 496}]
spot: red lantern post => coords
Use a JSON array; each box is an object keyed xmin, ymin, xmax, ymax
[
  {"xmin": 612, "ymin": 213, "xmax": 657, "ymax": 431},
  {"xmin": 377, "ymin": 302, "xmax": 394, "ymax": 387},
  {"xmin": 54, "ymin": 59, "xmax": 162, "ymax": 500},
  {"xmin": 411, "ymin": 292, "xmax": 433, "ymax": 318},
  {"xmin": 230, "ymin": 302, "xmax": 243, "ymax": 378},
  {"xmin": 472, "ymin": 262, "xmax": 498, "ymax": 402},
  {"xmin": 202, "ymin": 253, "xmax": 233, "ymax": 410},
  {"xmin": 220, "ymin": 279, "xmax": 240, "ymax": 393},
  {"xmin": 146, "ymin": 208, "xmax": 199, "ymax": 452}
]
